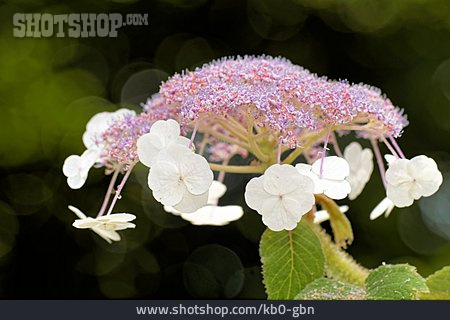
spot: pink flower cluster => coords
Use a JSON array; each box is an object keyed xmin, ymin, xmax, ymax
[
  {"xmin": 99, "ymin": 113, "xmax": 154, "ymax": 165},
  {"xmin": 155, "ymin": 56, "xmax": 408, "ymax": 146}
]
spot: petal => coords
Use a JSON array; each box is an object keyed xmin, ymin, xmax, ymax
[
  {"xmin": 343, "ymin": 142, "xmax": 363, "ymax": 168},
  {"xmin": 314, "ymin": 205, "xmax": 349, "ymax": 224},
  {"xmin": 179, "ymin": 152, "xmax": 213, "ymax": 195},
  {"xmin": 68, "ymin": 205, "xmax": 87, "ymax": 219},
  {"xmin": 137, "ymin": 133, "xmax": 164, "ymax": 167},
  {"xmin": 67, "ymin": 173, "xmax": 88, "ymax": 189},
  {"xmin": 91, "ymin": 227, "xmax": 121, "ymax": 243},
  {"xmin": 312, "ymin": 156, "xmax": 350, "ymax": 180},
  {"xmin": 109, "ymin": 222, "xmax": 136, "ymax": 231},
  {"xmin": 150, "ymin": 119, "xmax": 181, "ymax": 146},
  {"xmin": 387, "ymin": 183, "xmax": 414, "ymax": 207},
  {"xmin": 63, "ymin": 155, "xmax": 81, "ymax": 177},
  {"xmin": 207, "ymin": 181, "xmax": 227, "ymax": 204},
  {"xmin": 73, "ymin": 217, "xmax": 99, "ymax": 229},
  {"xmin": 385, "ymin": 159, "xmax": 412, "ymax": 186},
  {"xmin": 322, "ymin": 179, "xmax": 351, "ymax": 200},
  {"xmin": 283, "ymin": 185, "xmax": 315, "ymax": 215},
  {"xmin": 295, "ymin": 163, "xmax": 312, "ymax": 175},
  {"xmin": 80, "ymin": 148, "xmax": 99, "ymax": 167},
  {"xmin": 177, "ymin": 136, "xmax": 191, "ymax": 148},
  {"xmin": 370, "ymin": 197, "xmax": 394, "ymax": 220},
  {"xmin": 314, "ymin": 210, "xmax": 330, "ymax": 224},
  {"xmin": 173, "ymin": 189, "xmax": 209, "ymax": 213},
  {"xmin": 148, "ymin": 162, "xmax": 184, "ymax": 206},
  {"xmin": 408, "ymin": 156, "xmax": 443, "ymax": 197},
  {"xmin": 261, "ymin": 197, "xmax": 300, "ymax": 231},
  {"xmin": 384, "ymin": 154, "xmax": 397, "ymax": 165},
  {"xmin": 97, "ymin": 213, "xmax": 136, "ymax": 223},
  {"xmin": 163, "ymin": 206, "xmax": 182, "ymax": 215},
  {"xmin": 244, "ymin": 176, "xmax": 269, "ymax": 212},
  {"xmin": 263, "ymin": 164, "xmax": 302, "ymax": 195},
  {"xmin": 180, "ymin": 205, "xmax": 243, "ymax": 226}
]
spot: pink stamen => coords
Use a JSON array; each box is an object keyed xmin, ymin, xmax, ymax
[
  {"xmin": 389, "ymin": 136, "xmax": 406, "ymax": 159},
  {"xmin": 97, "ymin": 169, "xmax": 120, "ymax": 217},
  {"xmin": 371, "ymin": 138, "xmax": 387, "ymax": 188},
  {"xmin": 106, "ymin": 164, "xmax": 135, "ymax": 216}
]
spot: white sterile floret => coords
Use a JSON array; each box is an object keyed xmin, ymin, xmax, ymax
[
  {"xmin": 314, "ymin": 205, "xmax": 349, "ymax": 224},
  {"xmin": 296, "ymin": 156, "xmax": 351, "ymax": 200},
  {"xmin": 148, "ymin": 144, "xmax": 213, "ymax": 213},
  {"xmin": 63, "ymin": 149, "xmax": 98, "ymax": 189},
  {"xmin": 69, "ymin": 206, "xmax": 136, "ymax": 243},
  {"xmin": 385, "ymin": 155, "xmax": 443, "ymax": 207},
  {"xmin": 244, "ymin": 164, "xmax": 315, "ymax": 231},
  {"xmin": 164, "ymin": 181, "xmax": 243, "ymax": 226},
  {"xmin": 137, "ymin": 119, "xmax": 191, "ymax": 167},
  {"xmin": 344, "ymin": 142, "xmax": 374, "ymax": 200},
  {"xmin": 82, "ymin": 108, "xmax": 135, "ymax": 150},
  {"xmin": 370, "ymin": 197, "xmax": 395, "ymax": 220}
]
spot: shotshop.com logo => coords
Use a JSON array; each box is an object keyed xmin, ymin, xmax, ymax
[{"xmin": 13, "ymin": 13, "xmax": 148, "ymax": 38}]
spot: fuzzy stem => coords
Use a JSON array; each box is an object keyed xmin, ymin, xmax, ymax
[
  {"xmin": 97, "ymin": 169, "xmax": 120, "ymax": 217},
  {"xmin": 311, "ymin": 224, "xmax": 370, "ymax": 287}
]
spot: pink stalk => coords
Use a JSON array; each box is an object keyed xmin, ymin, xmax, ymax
[
  {"xmin": 189, "ymin": 123, "xmax": 199, "ymax": 149},
  {"xmin": 370, "ymin": 138, "xmax": 387, "ymax": 188},
  {"xmin": 332, "ymin": 132, "xmax": 343, "ymax": 157},
  {"xmin": 389, "ymin": 136, "xmax": 406, "ymax": 159},
  {"xmin": 106, "ymin": 164, "xmax": 135, "ymax": 216},
  {"xmin": 381, "ymin": 136, "xmax": 400, "ymax": 158},
  {"xmin": 97, "ymin": 169, "xmax": 120, "ymax": 217},
  {"xmin": 319, "ymin": 127, "xmax": 332, "ymax": 178},
  {"xmin": 277, "ymin": 143, "xmax": 282, "ymax": 164}
]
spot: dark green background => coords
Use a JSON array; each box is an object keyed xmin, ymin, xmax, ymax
[{"xmin": 0, "ymin": 0, "xmax": 449, "ymax": 298}]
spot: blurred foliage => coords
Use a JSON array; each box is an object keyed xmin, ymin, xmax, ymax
[{"xmin": 0, "ymin": 0, "xmax": 449, "ymax": 298}]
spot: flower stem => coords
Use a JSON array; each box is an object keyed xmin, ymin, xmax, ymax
[
  {"xmin": 209, "ymin": 163, "xmax": 265, "ymax": 174},
  {"xmin": 389, "ymin": 136, "xmax": 406, "ymax": 159},
  {"xmin": 311, "ymin": 224, "xmax": 369, "ymax": 287},
  {"xmin": 106, "ymin": 164, "xmax": 135, "ymax": 216},
  {"xmin": 370, "ymin": 137, "xmax": 387, "ymax": 188},
  {"xmin": 381, "ymin": 135, "xmax": 400, "ymax": 158},
  {"xmin": 204, "ymin": 127, "xmax": 250, "ymax": 150},
  {"xmin": 319, "ymin": 126, "xmax": 332, "ymax": 178},
  {"xmin": 282, "ymin": 129, "xmax": 328, "ymax": 164},
  {"xmin": 97, "ymin": 169, "xmax": 120, "ymax": 217}
]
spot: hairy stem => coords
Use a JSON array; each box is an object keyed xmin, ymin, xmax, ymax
[{"xmin": 311, "ymin": 224, "xmax": 369, "ymax": 287}]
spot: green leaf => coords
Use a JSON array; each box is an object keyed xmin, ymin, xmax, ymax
[
  {"xmin": 365, "ymin": 264, "xmax": 429, "ymax": 300},
  {"xmin": 419, "ymin": 266, "xmax": 450, "ymax": 300},
  {"xmin": 295, "ymin": 278, "xmax": 366, "ymax": 300},
  {"xmin": 260, "ymin": 220, "xmax": 325, "ymax": 299}
]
